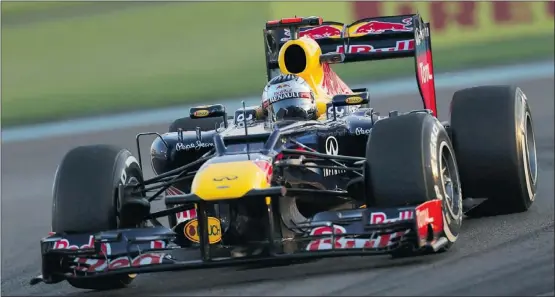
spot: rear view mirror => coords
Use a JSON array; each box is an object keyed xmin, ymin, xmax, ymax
[
  {"xmin": 332, "ymin": 92, "xmax": 370, "ymax": 107},
  {"xmin": 189, "ymin": 104, "xmax": 226, "ymax": 119}
]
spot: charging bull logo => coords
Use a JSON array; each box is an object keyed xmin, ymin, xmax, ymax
[
  {"xmin": 275, "ymin": 83, "xmax": 291, "ymax": 90},
  {"xmin": 300, "ymin": 25, "xmax": 342, "ymax": 39},
  {"xmin": 352, "ymin": 18, "xmax": 413, "ymax": 35},
  {"xmin": 281, "ymin": 25, "xmax": 342, "ymax": 41}
]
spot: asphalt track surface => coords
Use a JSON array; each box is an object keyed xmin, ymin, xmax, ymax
[{"xmin": 2, "ymin": 77, "xmax": 554, "ymax": 296}]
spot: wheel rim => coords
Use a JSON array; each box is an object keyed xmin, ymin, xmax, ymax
[
  {"xmin": 439, "ymin": 142, "xmax": 462, "ymax": 221},
  {"xmin": 524, "ymin": 113, "xmax": 538, "ymax": 200}
]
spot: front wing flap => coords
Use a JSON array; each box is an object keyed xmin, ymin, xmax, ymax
[{"xmin": 34, "ymin": 201, "xmax": 444, "ymax": 284}]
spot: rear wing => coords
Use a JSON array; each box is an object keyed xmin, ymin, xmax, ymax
[{"xmin": 263, "ymin": 14, "xmax": 438, "ymax": 116}]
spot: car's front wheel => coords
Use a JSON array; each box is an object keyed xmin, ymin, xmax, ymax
[
  {"xmin": 52, "ymin": 145, "xmax": 144, "ymax": 290},
  {"xmin": 365, "ymin": 112, "xmax": 463, "ymax": 257}
]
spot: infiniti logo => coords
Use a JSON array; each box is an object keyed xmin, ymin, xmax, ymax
[
  {"xmin": 213, "ymin": 176, "xmax": 238, "ymax": 181},
  {"xmin": 325, "ymin": 136, "xmax": 339, "ymax": 155},
  {"xmin": 324, "ymin": 136, "xmax": 342, "ymax": 176}
]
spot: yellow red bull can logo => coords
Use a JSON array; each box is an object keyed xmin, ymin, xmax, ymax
[
  {"xmin": 194, "ymin": 110, "xmax": 210, "ymax": 117},
  {"xmin": 183, "ymin": 217, "xmax": 222, "ymax": 244},
  {"xmin": 345, "ymin": 96, "xmax": 363, "ymax": 104}
]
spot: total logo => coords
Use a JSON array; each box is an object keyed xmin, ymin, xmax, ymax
[
  {"xmin": 416, "ymin": 208, "xmax": 434, "ymax": 229},
  {"xmin": 419, "ymin": 62, "xmax": 433, "ymax": 84}
]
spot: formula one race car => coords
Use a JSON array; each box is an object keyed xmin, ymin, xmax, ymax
[{"xmin": 32, "ymin": 14, "xmax": 538, "ymax": 290}]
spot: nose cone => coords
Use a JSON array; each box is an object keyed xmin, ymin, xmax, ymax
[{"xmin": 191, "ymin": 156, "xmax": 272, "ymax": 201}]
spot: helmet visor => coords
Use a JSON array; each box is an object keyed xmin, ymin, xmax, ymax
[{"xmin": 268, "ymin": 97, "xmax": 315, "ymax": 122}]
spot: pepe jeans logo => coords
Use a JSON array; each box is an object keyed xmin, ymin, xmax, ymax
[
  {"xmin": 175, "ymin": 141, "xmax": 214, "ymax": 151},
  {"xmin": 355, "ymin": 127, "xmax": 371, "ymax": 135}
]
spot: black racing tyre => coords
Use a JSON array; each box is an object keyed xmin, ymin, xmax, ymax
[
  {"xmin": 168, "ymin": 116, "xmax": 227, "ymax": 132},
  {"xmin": 52, "ymin": 145, "xmax": 144, "ymax": 290},
  {"xmin": 365, "ymin": 112, "xmax": 463, "ymax": 256},
  {"xmin": 450, "ymin": 86, "xmax": 537, "ymax": 217}
]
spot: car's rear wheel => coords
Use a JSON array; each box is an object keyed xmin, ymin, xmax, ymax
[
  {"xmin": 450, "ymin": 85, "xmax": 537, "ymax": 217},
  {"xmin": 365, "ymin": 112, "xmax": 463, "ymax": 257},
  {"xmin": 52, "ymin": 145, "xmax": 144, "ymax": 290}
]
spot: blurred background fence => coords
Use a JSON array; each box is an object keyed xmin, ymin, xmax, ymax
[{"xmin": 2, "ymin": 1, "xmax": 553, "ymax": 126}]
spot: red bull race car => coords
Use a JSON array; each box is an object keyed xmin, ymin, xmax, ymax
[{"xmin": 31, "ymin": 14, "xmax": 537, "ymax": 291}]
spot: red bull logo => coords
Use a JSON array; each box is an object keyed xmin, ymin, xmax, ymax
[
  {"xmin": 53, "ymin": 235, "xmax": 111, "ymax": 256},
  {"xmin": 335, "ymin": 39, "xmax": 415, "ymax": 54},
  {"xmin": 73, "ymin": 253, "xmax": 165, "ymax": 272},
  {"xmin": 282, "ymin": 25, "xmax": 342, "ymax": 41},
  {"xmin": 352, "ymin": 17, "xmax": 413, "ymax": 35},
  {"xmin": 300, "ymin": 25, "xmax": 342, "ymax": 39},
  {"xmin": 275, "ymin": 83, "xmax": 290, "ymax": 89}
]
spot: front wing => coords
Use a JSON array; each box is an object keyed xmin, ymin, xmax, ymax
[{"xmin": 32, "ymin": 199, "xmax": 445, "ymax": 285}]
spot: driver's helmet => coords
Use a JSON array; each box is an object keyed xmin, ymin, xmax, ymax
[{"xmin": 261, "ymin": 74, "xmax": 317, "ymax": 122}]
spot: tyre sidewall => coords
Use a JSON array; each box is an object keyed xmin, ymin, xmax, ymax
[
  {"xmin": 514, "ymin": 88, "xmax": 537, "ymax": 206},
  {"xmin": 450, "ymin": 86, "xmax": 537, "ymax": 216},
  {"xmin": 52, "ymin": 147, "xmax": 143, "ymax": 233},
  {"xmin": 422, "ymin": 116, "xmax": 463, "ymax": 244},
  {"xmin": 365, "ymin": 113, "xmax": 463, "ymax": 245},
  {"xmin": 52, "ymin": 146, "xmax": 143, "ymax": 290}
]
